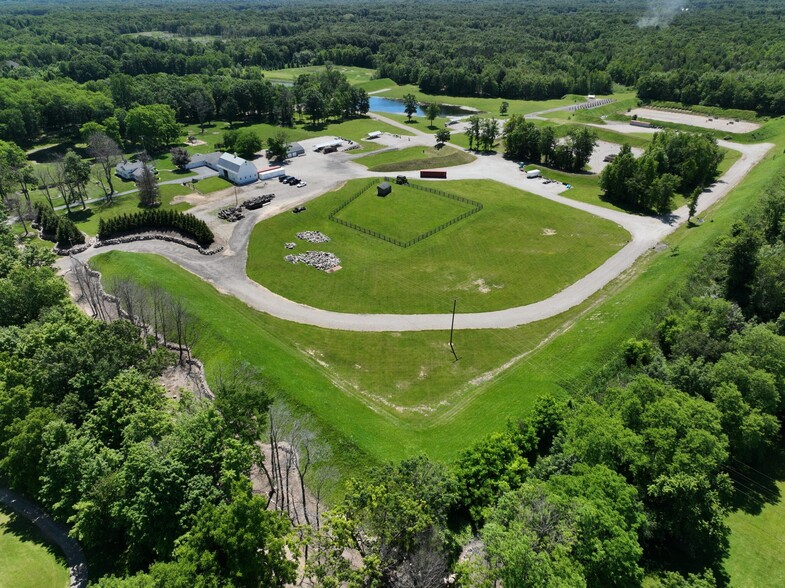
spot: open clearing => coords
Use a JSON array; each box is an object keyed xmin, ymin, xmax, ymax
[
  {"xmin": 629, "ymin": 108, "xmax": 761, "ymax": 133},
  {"xmin": 0, "ymin": 507, "xmax": 69, "ymax": 588},
  {"xmin": 355, "ymin": 145, "xmax": 476, "ymax": 172},
  {"xmin": 247, "ymin": 178, "xmax": 628, "ymax": 314}
]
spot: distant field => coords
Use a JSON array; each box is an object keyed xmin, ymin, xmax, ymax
[
  {"xmin": 0, "ymin": 507, "xmax": 69, "ymax": 588},
  {"xmin": 261, "ymin": 65, "xmax": 377, "ymax": 86},
  {"xmin": 356, "ymin": 145, "xmax": 475, "ymax": 172},
  {"xmin": 247, "ymin": 178, "xmax": 628, "ymax": 314}
]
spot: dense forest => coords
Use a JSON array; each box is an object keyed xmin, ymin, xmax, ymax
[{"xmin": 3, "ymin": 0, "xmax": 785, "ymax": 130}]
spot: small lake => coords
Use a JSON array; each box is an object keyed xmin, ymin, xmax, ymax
[{"xmin": 369, "ymin": 96, "xmax": 476, "ymax": 118}]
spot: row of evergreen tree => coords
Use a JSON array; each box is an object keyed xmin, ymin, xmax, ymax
[
  {"xmin": 34, "ymin": 204, "xmax": 85, "ymax": 248},
  {"xmin": 97, "ymin": 209, "xmax": 214, "ymax": 247}
]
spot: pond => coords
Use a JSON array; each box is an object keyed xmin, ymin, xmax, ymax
[{"xmin": 369, "ymin": 96, "xmax": 477, "ymax": 118}]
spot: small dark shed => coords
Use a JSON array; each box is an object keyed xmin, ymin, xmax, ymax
[{"xmin": 377, "ymin": 182, "xmax": 392, "ymax": 197}]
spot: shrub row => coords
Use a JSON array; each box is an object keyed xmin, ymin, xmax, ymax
[
  {"xmin": 97, "ymin": 209, "xmax": 214, "ymax": 247},
  {"xmin": 34, "ymin": 204, "xmax": 86, "ymax": 247}
]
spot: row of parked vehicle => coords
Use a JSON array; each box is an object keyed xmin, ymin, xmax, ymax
[{"xmin": 279, "ymin": 174, "xmax": 307, "ymax": 188}]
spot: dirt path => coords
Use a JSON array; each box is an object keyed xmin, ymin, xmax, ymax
[
  {"xmin": 0, "ymin": 488, "xmax": 88, "ymax": 588},
  {"xmin": 61, "ymin": 119, "xmax": 772, "ymax": 332}
]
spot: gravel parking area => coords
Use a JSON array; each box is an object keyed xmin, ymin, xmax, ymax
[{"xmin": 629, "ymin": 108, "xmax": 760, "ymax": 133}]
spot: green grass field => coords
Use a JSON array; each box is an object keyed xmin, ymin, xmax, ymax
[
  {"xmin": 355, "ymin": 145, "xmax": 476, "ymax": 172},
  {"xmin": 193, "ymin": 176, "xmax": 233, "ymax": 194},
  {"xmin": 0, "ymin": 507, "xmax": 69, "ymax": 588},
  {"xmin": 726, "ymin": 480, "xmax": 785, "ymax": 587},
  {"xmin": 247, "ymin": 178, "xmax": 628, "ymax": 314},
  {"xmin": 68, "ymin": 183, "xmax": 193, "ymax": 236},
  {"xmin": 261, "ymin": 65, "xmax": 377, "ymax": 85},
  {"xmin": 334, "ymin": 182, "xmax": 476, "ymax": 242}
]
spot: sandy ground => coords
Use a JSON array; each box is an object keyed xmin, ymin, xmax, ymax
[
  {"xmin": 60, "ymin": 110, "xmax": 773, "ymax": 332},
  {"xmin": 629, "ymin": 108, "xmax": 760, "ymax": 133},
  {"xmin": 587, "ymin": 140, "xmax": 644, "ymax": 173}
]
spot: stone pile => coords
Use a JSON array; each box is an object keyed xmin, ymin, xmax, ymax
[
  {"xmin": 296, "ymin": 231, "xmax": 331, "ymax": 243},
  {"xmin": 284, "ymin": 251, "xmax": 341, "ymax": 271},
  {"xmin": 243, "ymin": 194, "xmax": 275, "ymax": 210},
  {"xmin": 284, "ymin": 242, "xmax": 296, "ymax": 249},
  {"xmin": 218, "ymin": 207, "xmax": 244, "ymax": 222}
]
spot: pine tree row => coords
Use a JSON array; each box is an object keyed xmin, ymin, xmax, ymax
[
  {"xmin": 97, "ymin": 209, "xmax": 214, "ymax": 247},
  {"xmin": 34, "ymin": 204, "xmax": 86, "ymax": 247}
]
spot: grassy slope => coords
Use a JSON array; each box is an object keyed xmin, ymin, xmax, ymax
[
  {"xmin": 356, "ymin": 145, "xmax": 476, "ymax": 172},
  {"xmin": 247, "ymin": 178, "xmax": 628, "ymax": 314},
  {"xmin": 260, "ymin": 66, "xmax": 377, "ymax": 85},
  {"xmin": 0, "ymin": 508, "xmax": 69, "ymax": 588}
]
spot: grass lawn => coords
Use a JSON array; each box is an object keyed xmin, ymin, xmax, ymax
[
  {"xmin": 725, "ymin": 480, "xmax": 785, "ymax": 587},
  {"xmin": 67, "ymin": 183, "xmax": 192, "ymax": 236},
  {"xmin": 355, "ymin": 145, "xmax": 475, "ymax": 172},
  {"xmin": 261, "ymin": 66, "xmax": 377, "ymax": 86},
  {"xmin": 334, "ymin": 182, "xmax": 477, "ymax": 242},
  {"xmin": 181, "ymin": 116, "xmax": 412, "ymax": 158},
  {"xmin": 0, "ymin": 507, "xmax": 69, "ymax": 588},
  {"xmin": 194, "ymin": 176, "xmax": 233, "ymax": 194},
  {"xmin": 247, "ymin": 178, "xmax": 628, "ymax": 314}
]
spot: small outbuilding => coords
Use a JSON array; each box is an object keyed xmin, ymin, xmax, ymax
[
  {"xmin": 377, "ymin": 182, "xmax": 392, "ymax": 197},
  {"xmin": 526, "ymin": 169, "xmax": 542, "ymax": 179},
  {"xmin": 367, "ymin": 131, "xmax": 382, "ymax": 139},
  {"xmin": 286, "ymin": 142, "xmax": 305, "ymax": 158},
  {"xmin": 315, "ymin": 139, "xmax": 342, "ymax": 152}
]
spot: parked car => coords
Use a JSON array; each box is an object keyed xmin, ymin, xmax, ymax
[{"xmin": 297, "ymin": 181, "xmax": 307, "ymax": 188}]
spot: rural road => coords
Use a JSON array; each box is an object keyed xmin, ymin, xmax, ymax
[{"xmin": 64, "ymin": 114, "xmax": 773, "ymax": 332}]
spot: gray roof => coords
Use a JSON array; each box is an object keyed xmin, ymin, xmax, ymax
[
  {"xmin": 288, "ymin": 142, "xmax": 304, "ymax": 152},
  {"xmin": 191, "ymin": 151, "xmax": 221, "ymax": 166},
  {"xmin": 218, "ymin": 152, "xmax": 249, "ymax": 173},
  {"xmin": 379, "ymin": 182, "xmax": 391, "ymax": 189},
  {"xmin": 116, "ymin": 161, "xmax": 144, "ymax": 174}
]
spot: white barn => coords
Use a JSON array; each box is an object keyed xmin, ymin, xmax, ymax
[{"xmin": 217, "ymin": 153, "xmax": 258, "ymax": 185}]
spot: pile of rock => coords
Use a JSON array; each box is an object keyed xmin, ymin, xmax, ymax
[
  {"xmin": 296, "ymin": 230, "xmax": 331, "ymax": 243},
  {"xmin": 243, "ymin": 194, "xmax": 275, "ymax": 210},
  {"xmin": 218, "ymin": 207, "xmax": 244, "ymax": 222},
  {"xmin": 285, "ymin": 251, "xmax": 341, "ymax": 271},
  {"xmin": 284, "ymin": 242, "xmax": 296, "ymax": 249}
]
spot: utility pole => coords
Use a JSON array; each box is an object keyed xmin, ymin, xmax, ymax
[{"xmin": 449, "ymin": 298, "xmax": 459, "ymax": 361}]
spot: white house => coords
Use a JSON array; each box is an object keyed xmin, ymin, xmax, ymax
[
  {"xmin": 212, "ymin": 153, "xmax": 256, "ymax": 185},
  {"xmin": 116, "ymin": 160, "xmax": 155, "ymax": 181}
]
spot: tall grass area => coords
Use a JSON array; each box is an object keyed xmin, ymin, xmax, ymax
[{"xmin": 0, "ymin": 507, "xmax": 69, "ymax": 588}]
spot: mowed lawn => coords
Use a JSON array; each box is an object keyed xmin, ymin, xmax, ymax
[
  {"xmin": 726, "ymin": 480, "xmax": 785, "ymax": 587},
  {"xmin": 0, "ymin": 508, "xmax": 69, "ymax": 588},
  {"xmin": 67, "ymin": 183, "xmax": 193, "ymax": 236},
  {"xmin": 356, "ymin": 145, "xmax": 475, "ymax": 172},
  {"xmin": 247, "ymin": 178, "xmax": 629, "ymax": 314},
  {"xmin": 335, "ymin": 183, "xmax": 476, "ymax": 243}
]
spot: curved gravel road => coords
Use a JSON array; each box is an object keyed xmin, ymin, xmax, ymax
[{"xmin": 64, "ymin": 114, "xmax": 772, "ymax": 332}]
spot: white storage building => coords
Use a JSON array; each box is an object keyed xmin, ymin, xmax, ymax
[
  {"xmin": 217, "ymin": 153, "xmax": 258, "ymax": 185},
  {"xmin": 258, "ymin": 166, "xmax": 285, "ymax": 180}
]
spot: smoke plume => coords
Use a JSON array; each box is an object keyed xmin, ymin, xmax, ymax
[{"xmin": 637, "ymin": 0, "xmax": 687, "ymax": 28}]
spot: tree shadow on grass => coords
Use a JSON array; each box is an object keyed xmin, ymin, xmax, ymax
[
  {"xmin": 1, "ymin": 507, "xmax": 68, "ymax": 567},
  {"xmin": 66, "ymin": 209, "xmax": 94, "ymax": 223},
  {"xmin": 727, "ymin": 449, "xmax": 785, "ymax": 515}
]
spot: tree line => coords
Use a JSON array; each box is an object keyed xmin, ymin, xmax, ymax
[
  {"xmin": 503, "ymin": 116, "xmax": 598, "ymax": 172},
  {"xmin": 97, "ymin": 209, "xmax": 215, "ymax": 248}
]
